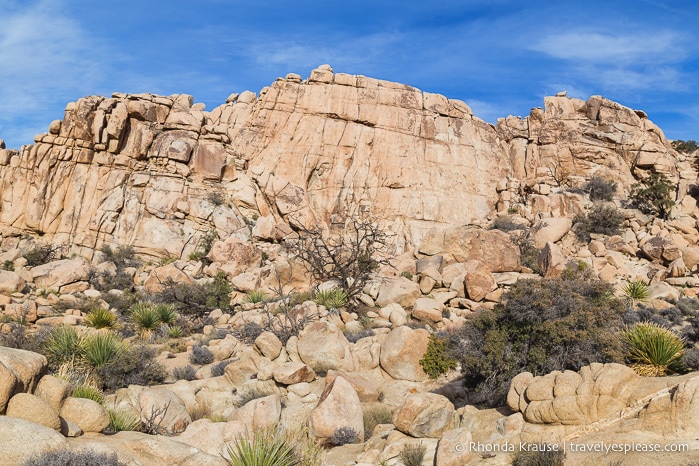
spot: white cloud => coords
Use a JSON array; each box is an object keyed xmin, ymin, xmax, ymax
[{"xmin": 0, "ymin": 1, "xmax": 106, "ymax": 145}]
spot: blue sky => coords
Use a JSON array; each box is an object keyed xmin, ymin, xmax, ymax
[{"xmin": 1, "ymin": 0, "xmax": 698, "ymax": 149}]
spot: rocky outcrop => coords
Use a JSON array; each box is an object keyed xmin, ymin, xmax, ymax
[{"xmin": 0, "ymin": 66, "xmax": 680, "ymax": 259}]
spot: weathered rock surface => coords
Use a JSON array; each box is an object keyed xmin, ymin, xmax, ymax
[
  {"xmin": 0, "ymin": 416, "xmax": 68, "ymax": 464},
  {"xmin": 379, "ymin": 326, "xmax": 430, "ymax": 381},
  {"xmin": 6, "ymin": 393, "xmax": 61, "ymax": 431},
  {"xmin": 60, "ymin": 396, "xmax": 110, "ymax": 433},
  {"xmin": 392, "ymin": 392, "xmax": 455, "ymax": 438},
  {"xmin": 310, "ymin": 376, "xmax": 364, "ymax": 444}
]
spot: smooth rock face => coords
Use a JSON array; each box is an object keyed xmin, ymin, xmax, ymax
[
  {"xmin": 6, "ymin": 393, "xmax": 61, "ymax": 431},
  {"xmin": 228, "ymin": 394, "xmax": 281, "ymax": 431},
  {"xmin": 0, "ymin": 361, "xmax": 18, "ymax": 414},
  {"xmin": 272, "ymin": 362, "xmax": 315, "ymax": 385},
  {"xmin": 0, "ymin": 346, "xmax": 47, "ymax": 394},
  {"xmin": 31, "ymin": 257, "xmax": 91, "ymax": 289},
  {"xmin": 379, "ymin": 326, "xmax": 430, "ymax": 382},
  {"xmin": 138, "ymin": 387, "xmax": 192, "ymax": 435},
  {"xmin": 392, "ymin": 392, "xmax": 455, "ymax": 438},
  {"xmin": 0, "ymin": 416, "xmax": 68, "ymax": 465},
  {"xmin": 310, "ymin": 376, "xmax": 364, "ymax": 444},
  {"xmin": 0, "ymin": 270, "xmax": 26, "ymax": 293},
  {"xmin": 34, "ymin": 374, "xmax": 72, "ymax": 412},
  {"xmin": 375, "ymin": 277, "xmax": 421, "ymax": 308},
  {"xmin": 297, "ymin": 321, "xmax": 352, "ymax": 372},
  {"xmin": 60, "ymin": 396, "xmax": 110, "ymax": 433}
]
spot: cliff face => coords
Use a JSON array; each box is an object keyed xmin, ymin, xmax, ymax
[{"xmin": 0, "ymin": 65, "xmax": 681, "ymax": 258}]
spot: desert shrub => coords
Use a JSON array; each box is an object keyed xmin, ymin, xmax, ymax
[
  {"xmin": 22, "ymin": 449, "xmax": 125, "ymax": 466},
  {"xmin": 100, "ymin": 244, "xmax": 139, "ymax": 267},
  {"xmin": 512, "ymin": 446, "xmax": 565, "ymax": 466},
  {"xmin": 330, "ymin": 426, "xmax": 360, "ymax": 446},
  {"xmin": 2, "ymin": 259, "xmax": 14, "ymax": 271},
  {"xmin": 677, "ymin": 297, "xmax": 699, "ymax": 314},
  {"xmin": 167, "ymin": 325, "xmax": 184, "ymax": 338},
  {"xmin": 621, "ymin": 280, "xmax": 650, "ymax": 309},
  {"xmin": 173, "ymin": 365, "xmax": 198, "ymax": 381},
  {"xmin": 81, "ymin": 332, "xmax": 126, "ymax": 368},
  {"xmin": 236, "ymin": 386, "xmax": 274, "ymax": 407},
  {"xmin": 518, "ymin": 239, "xmax": 541, "ymax": 274},
  {"xmin": 684, "ymin": 347, "xmax": 699, "ymax": 371},
  {"xmin": 260, "ymin": 274, "xmax": 319, "ymax": 345},
  {"xmin": 344, "ymin": 328, "xmax": 375, "ymax": 343},
  {"xmin": 672, "ymin": 139, "xmax": 699, "ymax": 154},
  {"xmin": 620, "ymin": 321, "xmax": 685, "ymax": 376},
  {"xmin": 244, "ymin": 289, "xmax": 269, "ymax": 304},
  {"xmin": 232, "ymin": 321, "xmax": 264, "ymax": 344},
  {"xmin": 287, "ymin": 216, "xmax": 387, "ymax": 307},
  {"xmin": 225, "ymin": 427, "xmax": 300, "ymax": 466},
  {"xmin": 24, "ymin": 243, "xmax": 62, "ymax": 267},
  {"xmin": 314, "ymin": 289, "xmax": 348, "ymax": 310},
  {"xmin": 398, "ymin": 442, "xmax": 426, "ymax": 466},
  {"xmin": 84, "ymin": 307, "xmax": 118, "ymax": 329},
  {"xmin": 211, "ymin": 359, "xmax": 235, "ymax": 377},
  {"xmin": 105, "ymin": 407, "xmax": 140, "ymax": 433},
  {"xmin": 363, "ymin": 405, "xmax": 393, "ymax": 439},
  {"xmin": 419, "ymin": 334, "xmax": 458, "ymax": 379},
  {"xmin": 448, "ymin": 272, "xmax": 625, "ymax": 407},
  {"xmin": 129, "ymin": 303, "xmax": 162, "ymax": 339},
  {"xmin": 189, "ymin": 229, "xmax": 219, "ymax": 261},
  {"xmin": 629, "ymin": 172, "xmax": 676, "ymax": 219},
  {"xmin": 95, "ymin": 345, "xmax": 167, "ymax": 392},
  {"xmin": 208, "ymin": 191, "xmax": 226, "ymax": 206},
  {"xmin": 683, "ymin": 314, "xmax": 699, "ymax": 344},
  {"xmin": 574, "ymin": 203, "xmax": 625, "ymax": 238},
  {"xmin": 489, "ymin": 216, "xmax": 525, "ymax": 232},
  {"xmin": 190, "ymin": 343, "xmax": 214, "ymax": 365},
  {"xmin": 43, "ymin": 326, "xmax": 83, "ymax": 366},
  {"xmin": 152, "ymin": 274, "xmax": 231, "ymax": 319},
  {"xmin": 71, "ymin": 385, "xmax": 104, "ymax": 404},
  {"xmin": 584, "ymin": 176, "xmax": 618, "ymax": 202}
]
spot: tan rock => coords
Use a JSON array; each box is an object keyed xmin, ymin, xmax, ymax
[
  {"xmin": 0, "ymin": 361, "xmax": 18, "ymax": 414},
  {"xmin": 420, "ymin": 227, "xmax": 520, "ymax": 272},
  {"xmin": 0, "ymin": 347, "xmax": 47, "ymax": 394},
  {"xmin": 34, "ymin": 374, "xmax": 72, "ymax": 412},
  {"xmin": 207, "ymin": 237, "xmax": 262, "ymax": 277},
  {"xmin": 254, "ymin": 331, "xmax": 283, "ymax": 360},
  {"xmin": 228, "ymin": 394, "xmax": 281, "ymax": 431},
  {"xmin": 326, "ymin": 370, "xmax": 379, "ymax": 402},
  {"xmin": 143, "ymin": 263, "xmax": 193, "ymax": 293},
  {"xmin": 272, "ymin": 362, "xmax": 315, "ymax": 385},
  {"xmin": 6, "ymin": 393, "xmax": 61, "ymax": 430},
  {"xmin": 60, "ymin": 396, "xmax": 110, "ymax": 433},
  {"xmin": 31, "ymin": 257, "xmax": 90, "ymax": 290},
  {"xmin": 412, "ymin": 297, "xmax": 443, "ymax": 323},
  {"xmin": 0, "ymin": 416, "xmax": 68, "ymax": 465},
  {"xmin": 0, "ymin": 270, "xmax": 26, "ymax": 294},
  {"xmin": 375, "ymin": 277, "xmax": 421, "ymax": 308},
  {"xmin": 463, "ymin": 264, "xmax": 497, "ymax": 301},
  {"xmin": 310, "ymin": 376, "xmax": 364, "ymax": 444},
  {"xmin": 297, "ymin": 321, "xmax": 352, "ymax": 372},
  {"xmin": 393, "ymin": 392, "xmax": 455, "ymax": 438},
  {"xmin": 530, "ymin": 217, "xmax": 573, "ymax": 249},
  {"xmin": 138, "ymin": 387, "xmax": 192, "ymax": 435},
  {"xmin": 379, "ymin": 326, "xmax": 429, "ymax": 381},
  {"xmin": 435, "ymin": 427, "xmax": 473, "ymax": 466}
]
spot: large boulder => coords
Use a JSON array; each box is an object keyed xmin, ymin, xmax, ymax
[
  {"xmin": 34, "ymin": 375, "xmax": 72, "ymax": 412},
  {"xmin": 60, "ymin": 396, "xmax": 110, "ymax": 433},
  {"xmin": 297, "ymin": 321, "xmax": 352, "ymax": 372},
  {"xmin": 228, "ymin": 394, "xmax": 281, "ymax": 431},
  {"xmin": 0, "ymin": 347, "xmax": 47, "ymax": 394},
  {"xmin": 0, "ymin": 416, "xmax": 68, "ymax": 465},
  {"xmin": 412, "ymin": 297, "xmax": 443, "ymax": 323},
  {"xmin": 0, "ymin": 361, "xmax": 17, "ymax": 414},
  {"xmin": 207, "ymin": 237, "xmax": 262, "ymax": 278},
  {"xmin": 530, "ymin": 217, "xmax": 573, "ymax": 249},
  {"xmin": 463, "ymin": 262, "xmax": 497, "ymax": 301},
  {"xmin": 138, "ymin": 387, "xmax": 192, "ymax": 435},
  {"xmin": 0, "ymin": 270, "xmax": 26, "ymax": 293},
  {"xmin": 436, "ymin": 427, "xmax": 473, "ymax": 466},
  {"xmin": 143, "ymin": 263, "xmax": 193, "ymax": 293},
  {"xmin": 379, "ymin": 326, "xmax": 430, "ymax": 381},
  {"xmin": 375, "ymin": 277, "xmax": 421, "ymax": 308},
  {"xmin": 641, "ymin": 236, "xmax": 681, "ymax": 264},
  {"xmin": 272, "ymin": 362, "xmax": 315, "ymax": 385},
  {"xmin": 6, "ymin": 393, "xmax": 61, "ymax": 431},
  {"xmin": 393, "ymin": 392, "xmax": 455, "ymax": 438},
  {"xmin": 31, "ymin": 257, "xmax": 90, "ymax": 289},
  {"xmin": 310, "ymin": 376, "xmax": 364, "ymax": 444}
]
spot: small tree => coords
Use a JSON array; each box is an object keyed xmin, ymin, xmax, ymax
[
  {"xmin": 287, "ymin": 216, "xmax": 387, "ymax": 305},
  {"xmin": 629, "ymin": 172, "xmax": 676, "ymax": 219}
]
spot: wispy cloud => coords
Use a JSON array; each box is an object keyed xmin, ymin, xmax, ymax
[{"xmin": 0, "ymin": 0, "xmax": 107, "ymax": 144}]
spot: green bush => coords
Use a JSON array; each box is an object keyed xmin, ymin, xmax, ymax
[
  {"xmin": 448, "ymin": 272, "xmax": 625, "ymax": 407},
  {"xmin": 24, "ymin": 244, "xmax": 62, "ymax": 267},
  {"xmin": 106, "ymin": 407, "xmax": 140, "ymax": 433},
  {"xmin": 154, "ymin": 303, "xmax": 177, "ymax": 325},
  {"xmin": 189, "ymin": 229, "xmax": 219, "ymax": 261},
  {"xmin": 167, "ymin": 325, "xmax": 184, "ymax": 338},
  {"xmin": 621, "ymin": 280, "xmax": 650, "ymax": 309},
  {"xmin": 81, "ymin": 332, "xmax": 126, "ymax": 368},
  {"xmin": 671, "ymin": 139, "xmax": 698, "ymax": 154},
  {"xmin": 84, "ymin": 307, "xmax": 118, "ymax": 329},
  {"xmin": 244, "ymin": 289, "xmax": 269, "ymax": 304},
  {"xmin": 43, "ymin": 326, "xmax": 83, "ymax": 366},
  {"xmin": 574, "ymin": 203, "xmax": 625, "ymax": 238},
  {"xmin": 100, "ymin": 244, "xmax": 139, "ymax": 267},
  {"xmin": 22, "ymin": 449, "xmax": 125, "ymax": 466},
  {"xmin": 512, "ymin": 446, "xmax": 565, "ymax": 466},
  {"xmin": 314, "ymin": 289, "xmax": 348, "ymax": 310},
  {"xmin": 71, "ymin": 384, "xmax": 104, "ymax": 404},
  {"xmin": 95, "ymin": 345, "xmax": 167, "ymax": 392},
  {"xmin": 518, "ymin": 240, "xmax": 542, "ymax": 274},
  {"xmin": 226, "ymin": 428, "xmax": 300, "ymax": 466},
  {"xmin": 620, "ymin": 321, "xmax": 685, "ymax": 376},
  {"xmin": 629, "ymin": 172, "xmax": 676, "ymax": 219},
  {"xmin": 419, "ymin": 335, "xmax": 458, "ymax": 379},
  {"xmin": 398, "ymin": 442, "xmax": 426, "ymax": 466},
  {"xmin": 584, "ymin": 176, "xmax": 618, "ymax": 202}
]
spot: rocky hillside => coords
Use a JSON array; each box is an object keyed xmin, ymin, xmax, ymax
[{"xmin": 0, "ymin": 65, "xmax": 684, "ymax": 259}]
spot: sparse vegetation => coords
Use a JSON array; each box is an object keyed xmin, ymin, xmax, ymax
[
  {"xmin": 671, "ymin": 139, "xmax": 699, "ymax": 154},
  {"xmin": 489, "ymin": 216, "xmax": 525, "ymax": 232},
  {"xmin": 629, "ymin": 172, "xmax": 676, "ymax": 219},
  {"xmin": 95, "ymin": 345, "xmax": 167, "ymax": 392},
  {"xmin": 211, "ymin": 359, "xmax": 235, "ymax": 377},
  {"xmin": 313, "ymin": 288, "xmax": 348, "ymax": 310},
  {"xmin": 84, "ymin": 307, "xmax": 118, "ymax": 329},
  {"xmin": 419, "ymin": 334, "xmax": 458, "ymax": 379},
  {"xmin": 173, "ymin": 365, "xmax": 198, "ymax": 381},
  {"xmin": 24, "ymin": 243, "xmax": 62, "ymax": 267},
  {"xmin": 330, "ymin": 426, "xmax": 360, "ymax": 446},
  {"xmin": 190, "ymin": 343, "xmax": 214, "ymax": 365},
  {"xmin": 584, "ymin": 176, "xmax": 618, "ymax": 202},
  {"xmin": 398, "ymin": 442, "xmax": 426, "ymax": 466},
  {"xmin": 225, "ymin": 427, "xmax": 300, "ymax": 466},
  {"xmin": 106, "ymin": 407, "xmax": 141, "ymax": 433},
  {"xmin": 620, "ymin": 321, "xmax": 685, "ymax": 376},
  {"xmin": 511, "ymin": 446, "xmax": 565, "ymax": 466},
  {"xmin": 363, "ymin": 405, "xmax": 393, "ymax": 439},
  {"xmin": 81, "ymin": 332, "xmax": 126, "ymax": 368},
  {"xmin": 244, "ymin": 289, "xmax": 269, "ymax": 304},
  {"xmin": 621, "ymin": 280, "xmax": 650, "ymax": 309},
  {"xmin": 22, "ymin": 449, "xmax": 126, "ymax": 466},
  {"xmin": 71, "ymin": 384, "xmax": 104, "ymax": 404},
  {"xmin": 287, "ymin": 216, "xmax": 387, "ymax": 307},
  {"xmin": 574, "ymin": 203, "xmax": 625, "ymax": 238},
  {"xmin": 448, "ymin": 271, "xmax": 625, "ymax": 407},
  {"xmin": 189, "ymin": 229, "xmax": 218, "ymax": 262}
]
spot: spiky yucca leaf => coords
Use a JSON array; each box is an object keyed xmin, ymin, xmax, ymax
[{"xmin": 620, "ymin": 321, "xmax": 685, "ymax": 376}]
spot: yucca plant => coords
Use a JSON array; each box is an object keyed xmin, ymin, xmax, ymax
[
  {"xmin": 621, "ymin": 280, "xmax": 650, "ymax": 309},
  {"xmin": 225, "ymin": 428, "xmax": 300, "ymax": 466},
  {"xmin": 244, "ymin": 289, "xmax": 269, "ymax": 304},
  {"xmin": 106, "ymin": 407, "xmax": 140, "ymax": 433},
  {"xmin": 313, "ymin": 289, "xmax": 348, "ymax": 310},
  {"xmin": 43, "ymin": 326, "xmax": 83, "ymax": 365},
  {"xmin": 71, "ymin": 384, "xmax": 104, "ymax": 404},
  {"xmin": 166, "ymin": 325, "xmax": 184, "ymax": 338},
  {"xmin": 85, "ymin": 307, "xmax": 118, "ymax": 329},
  {"xmin": 129, "ymin": 303, "xmax": 162, "ymax": 339},
  {"xmin": 82, "ymin": 332, "xmax": 126, "ymax": 368},
  {"xmin": 620, "ymin": 321, "xmax": 685, "ymax": 376},
  {"xmin": 154, "ymin": 303, "xmax": 177, "ymax": 325}
]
